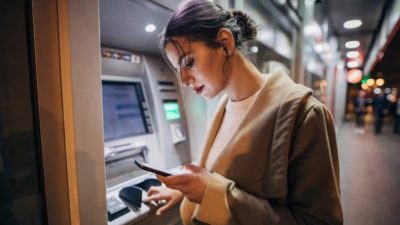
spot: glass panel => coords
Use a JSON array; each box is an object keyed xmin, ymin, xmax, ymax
[{"xmin": 0, "ymin": 0, "xmax": 46, "ymax": 224}]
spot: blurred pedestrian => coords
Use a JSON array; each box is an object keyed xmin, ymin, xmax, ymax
[
  {"xmin": 373, "ymin": 91, "xmax": 387, "ymax": 135},
  {"xmin": 394, "ymin": 96, "xmax": 400, "ymax": 134},
  {"xmin": 353, "ymin": 90, "xmax": 367, "ymax": 134}
]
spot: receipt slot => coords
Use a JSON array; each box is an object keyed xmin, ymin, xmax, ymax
[{"xmin": 170, "ymin": 123, "xmax": 185, "ymax": 144}]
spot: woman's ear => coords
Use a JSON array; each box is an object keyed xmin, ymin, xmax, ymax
[
  {"xmin": 223, "ymin": 47, "xmax": 229, "ymax": 56},
  {"xmin": 217, "ymin": 28, "xmax": 235, "ymax": 56}
]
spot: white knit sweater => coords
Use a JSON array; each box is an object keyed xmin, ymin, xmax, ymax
[{"xmin": 205, "ymin": 89, "xmax": 261, "ymax": 169}]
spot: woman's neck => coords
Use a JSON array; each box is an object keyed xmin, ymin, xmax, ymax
[{"xmin": 224, "ymin": 51, "xmax": 264, "ymax": 102}]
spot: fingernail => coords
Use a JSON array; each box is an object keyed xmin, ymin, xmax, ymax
[{"xmin": 156, "ymin": 211, "xmax": 161, "ymax": 216}]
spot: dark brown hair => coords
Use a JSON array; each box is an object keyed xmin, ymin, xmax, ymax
[
  {"xmin": 160, "ymin": 0, "xmax": 258, "ymax": 85},
  {"xmin": 160, "ymin": 1, "xmax": 257, "ymax": 57}
]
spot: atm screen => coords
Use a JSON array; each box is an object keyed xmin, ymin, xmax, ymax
[
  {"xmin": 102, "ymin": 81, "xmax": 148, "ymax": 141},
  {"xmin": 162, "ymin": 100, "xmax": 181, "ymax": 120}
]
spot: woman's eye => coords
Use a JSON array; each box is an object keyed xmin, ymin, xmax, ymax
[{"xmin": 185, "ymin": 58, "xmax": 194, "ymax": 69}]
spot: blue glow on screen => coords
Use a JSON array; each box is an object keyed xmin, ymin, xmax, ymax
[{"xmin": 102, "ymin": 82, "xmax": 146, "ymax": 141}]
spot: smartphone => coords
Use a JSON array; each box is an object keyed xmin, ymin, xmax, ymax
[{"xmin": 134, "ymin": 160, "xmax": 173, "ymax": 177}]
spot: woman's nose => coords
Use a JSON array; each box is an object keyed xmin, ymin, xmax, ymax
[{"xmin": 181, "ymin": 74, "xmax": 194, "ymax": 87}]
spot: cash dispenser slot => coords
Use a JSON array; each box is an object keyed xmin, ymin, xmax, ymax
[{"xmin": 105, "ymin": 146, "xmax": 149, "ymax": 188}]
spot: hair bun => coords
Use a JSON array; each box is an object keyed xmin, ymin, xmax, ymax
[{"xmin": 231, "ymin": 10, "xmax": 257, "ymax": 42}]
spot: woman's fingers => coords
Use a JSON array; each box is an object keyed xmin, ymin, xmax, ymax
[
  {"xmin": 155, "ymin": 174, "xmax": 166, "ymax": 182},
  {"xmin": 156, "ymin": 199, "xmax": 175, "ymax": 216},
  {"xmin": 146, "ymin": 186, "xmax": 160, "ymax": 196},
  {"xmin": 156, "ymin": 172, "xmax": 202, "ymax": 198},
  {"xmin": 144, "ymin": 186, "xmax": 166, "ymax": 202},
  {"xmin": 183, "ymin": 163, "xmax": 201, "ymax": 172},
  {"xmin": 166, "ymin": 182, "xmax": 192, "ymax": 194},
  {"xmin": 161, "ymin": 173, "xmax": 192, "ymax": 186},
  {"xmin": 143, "ymin": 193, "xmax": 162, "ymax": 203},
  {"xmin": 140, "ymin": 186, "xmax": 184, "ymax": 216},
  {"xmin": 154, "ymin": 166, "xmax": 209, "ymax": 204}
]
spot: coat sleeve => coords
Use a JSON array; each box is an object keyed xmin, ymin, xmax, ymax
[{"xmin": 194, "ymin": 102, "xmax": 343, "ymax": 225}]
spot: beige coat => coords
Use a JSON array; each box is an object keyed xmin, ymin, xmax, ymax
[{"xmin": 180, "ymin": 71, "xmax": 343, "ymax": 225}]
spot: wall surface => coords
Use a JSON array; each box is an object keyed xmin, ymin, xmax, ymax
[{"xmin": 69, "ymin": 0, "xmax": 107, "ymax": 224}]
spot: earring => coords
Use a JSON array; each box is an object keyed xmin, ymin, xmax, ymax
[{"xmin": 223, "ymin": 47, "xmax": 229, "ymax": 56}]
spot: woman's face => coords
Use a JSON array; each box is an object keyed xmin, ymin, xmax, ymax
[{"xmin": 165, "ymin": 37, "xmax": 228, "ymax": 100}]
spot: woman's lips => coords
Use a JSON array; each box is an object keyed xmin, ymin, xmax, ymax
[{"xmin": 194, "ymin": 85, "xmax": 204, "ymax": 94}]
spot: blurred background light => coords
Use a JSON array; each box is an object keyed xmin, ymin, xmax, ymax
[{"xmin": 343, "ymin": 19, "xmax": 362, "ymax": 29}]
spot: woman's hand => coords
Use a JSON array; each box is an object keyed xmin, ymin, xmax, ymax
[
  {"xmin": 156, "ymin": 164, "xmax": 213, "ymax": 204},
  {"xmin": 143, "ymin": 186, "xmax": 183, "ymax": 216}
]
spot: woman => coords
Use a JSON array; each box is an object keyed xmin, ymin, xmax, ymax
[
  {"xmin": 144, "ymin": 1, "xmax": 343, "ymax": 224},
  {"xmin": 352, "ymin": 90, "xmax": 367, "ymax": 134},
  {"xmin": 394, "ymin": 96, "xmax": 400, "ymax": 134}
]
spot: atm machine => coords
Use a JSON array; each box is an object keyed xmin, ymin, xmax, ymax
[{"xmin": 100, "ymin": 47, "xmax": 191, "ymax": 224}]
